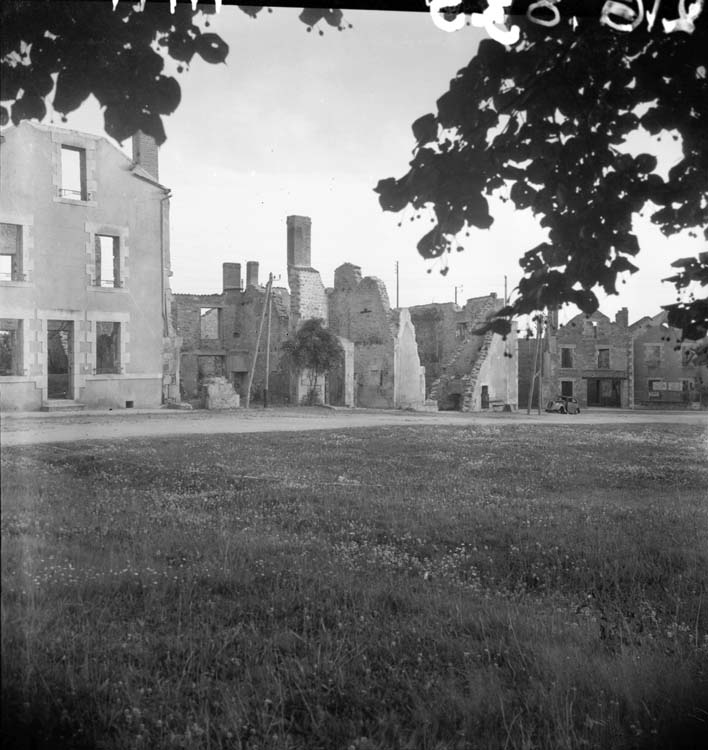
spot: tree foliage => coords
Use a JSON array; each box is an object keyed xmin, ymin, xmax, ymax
[
  {"xmin": 282, "ymin": 318, "xmax": 344, "ymax": 404},
  {"xmin": 0, "ymin": 1, "xmax": 348, "ymax": 145},
  {"xmin": 375, "ymin": 10, "xmax": 708, "ymax": 343}
]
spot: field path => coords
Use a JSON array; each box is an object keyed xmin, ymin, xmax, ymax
[{"xmin": 1, "ymin": 406, "xmax": 705, "ymax": 446}]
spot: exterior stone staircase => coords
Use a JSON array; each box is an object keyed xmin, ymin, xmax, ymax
[{"xmin": 429, "ymin": 297, "xmax": 500, "ymax": 411}]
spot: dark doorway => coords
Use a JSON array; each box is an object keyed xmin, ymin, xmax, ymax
[
  {"xmin": 47, "ymin": 320, "xmax": 73, "ymax": 399},
  {"xmin": 326, "ymin": 351, "xmax": 346, "ymax": 406},
  {"xmin": 586, "ymin": 378, "xmax": 621, "ymax": 407},
  {"xmin": 481, "ymin": 385, "xmax": 489, "ymax": 409}
]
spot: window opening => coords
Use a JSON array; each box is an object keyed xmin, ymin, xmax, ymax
[
  {"xmin": 0, "ymin": 224, "xmax": 22, "ymax": 281},
  {"xmin": 96, "ymin": 322, "xmax": 121, "ymax": 374},
  {"xmin": 200, "ymin": 308, "xmax": 220, "ymax": 340},
  {"xmin": 0, "ymin": 319, "xmax": 21, "ymax": 375},
  {"xmin": 95, "ymin": 235, "xmax": 120, "ymax": 287},
  {"xmin": 60, "ymin": 146, "xmax": 87, "ymax": 200}
]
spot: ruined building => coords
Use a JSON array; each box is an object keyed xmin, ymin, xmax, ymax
[
  {"xmin": 173, "ymin": 215, "xmax": 429, "ymax": 409},
  {"xmin": 173, "ymin": 261, "xmax": 291, "ymax": 403},
  {"xmin": 518, "ymin": 307, "xmax": 706, "ymax": 410},
  {"xmin": 0, "ymin": 122, "xmax": 180, "ymax": 411},
  {"xmin": 409, "ymin": 296, "xmax": 518, "ymax": 411}
]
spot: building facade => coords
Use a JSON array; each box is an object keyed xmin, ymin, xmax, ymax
[
  {"xmin": 518, "ymin": 307, "xmax": 706, "ymax": 410},
  {"xmin": 631, "ymin": 312, "xmax": 706, "ymax": 408},
  {"xmin": 0, "ymin": 122, "xmax": 179, "ymax": 411},
  {"xmin": 173, "ymin": 261, "xmax": 291, "ymax": 404}
]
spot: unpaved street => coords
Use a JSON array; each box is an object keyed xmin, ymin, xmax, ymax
[{"xmin": 1, "ymin": 406, "xmax": 705, "ymax": 446}]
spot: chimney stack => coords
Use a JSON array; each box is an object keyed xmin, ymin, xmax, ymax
[
  {"xmin": 223, "ymin": 263, "xmax": 242, "ymax": 293},
  {"xmin": 287, "ymin": 215, "xmax": 312, "ymax": 268},
  {"xmin": 615, "ymin": 307, "xmax": 629, "ymax": 328},
  {"xmin": 246, "ymin": 261, "xmax": 259, "ymax": 288},
  {"xmin": 132, "ymin": 131, "xmax": 159, "ymax": 181}
]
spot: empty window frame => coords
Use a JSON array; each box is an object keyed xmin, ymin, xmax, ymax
[
  {"xmin": 0, "ymin": 223, "xmax": 23, "ymax": 281},
  {"xmin": 561, "ymin": 380, "xmax": 573, "ymax": 397},
  {"xmin": 95, "ymin": 235, "xmax": 120, "ymax": 287},
  {"xmin": 560, "ymin": 347, "xmax": 574, "ymax": 368},
  {"xmin": 597, "ymin": 348, "xmax": 610, "ymax": 369},
  {"xmin": 96, "ymin": 322, "xmax": 121, "ymax": 374},
  {"xmin": 200, "ymin": 308, "xmax": 221, "ymax": 340},
  {"xmin": 60, "ymin": 146, "xmax": 87, "ymax": 200},
  {"xmin": 0, "ymin": 319, "xmax": 22, "ymax": 376},
  {"xmin": 644, "ymin": 344, "xmax": 662, "ymax": 367},
  {"xmin": 681, "ymin": 345, "xmax": 695, "ymax": 366}
]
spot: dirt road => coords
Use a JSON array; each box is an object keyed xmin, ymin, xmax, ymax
[{"xmin": 1, "ymin": 406, "xmax": 705, "ymax": 446}]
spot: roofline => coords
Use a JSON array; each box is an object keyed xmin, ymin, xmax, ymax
[{"xmin": 2, "ymin": 120, "xmax": 171, "ymax": 193}]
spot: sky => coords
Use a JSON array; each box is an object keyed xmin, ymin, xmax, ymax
[{"xmin": 34, "ymin": 5, "xmax": 696, "ymax": 326}]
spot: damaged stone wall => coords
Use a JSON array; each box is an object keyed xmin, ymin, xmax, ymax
[
  {"xmin": 393, "ymin": 308, "xmax": 427, "ymax": 409},
  {"xmin": 411, "ymin": 294, "xmax": 514, "ymax": 411}
]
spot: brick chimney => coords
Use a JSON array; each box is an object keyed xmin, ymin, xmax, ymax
[
  {"xmin": 223, "ymin": 263, "xmax": 242, "ymax": 293},
  {"xmin": 287, "ymin": 215, "xmax": 311, "ymax": 268},
  {"xmin": 246, "ymin": 261, "xmax": 259, "ymax": 288},
  {"xmin": 132, "ymin": 131, "xmax": 159, "ymax": 181},
  {"xmin": 615, "ymin": 307, "xmax": 629, "ymax": 328}
]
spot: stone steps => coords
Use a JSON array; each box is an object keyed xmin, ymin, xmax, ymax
[{"xmin": 40, "ymin": 400, "xmax": 87, "ymax": 412}]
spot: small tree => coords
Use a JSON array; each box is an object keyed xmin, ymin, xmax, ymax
[{"xmin": 282, "ymin": 319, "xmax": 343, "ymax": 405}]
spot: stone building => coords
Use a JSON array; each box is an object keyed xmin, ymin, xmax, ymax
[
  {"xmin": 409, "ymin": 296, "xmax": 517, "ymax": 411},
  {"xmin": 172, "ymin": 215, "xmax": 428, "ymax": 409},
  {"xmin": 518, "ymin": 306, "xmax": 706, "ymax": 410},
  {"xmin": 326, "ymin": 262, "xmax": 427, "ymax": 409},
  {"xmin": 173, "ymin": 262, "xmax": 291, "ymax": 403},
  {"xmin": 0, "ymin": 122, "xmax": 180, "ymax": 411},
  {"xmin": 537, "ymin": 309, "xmax": 633, "ymax": 409},
  {"xmin": 631, "ymin": 311, "xmax": 706, "ymax": 408}
]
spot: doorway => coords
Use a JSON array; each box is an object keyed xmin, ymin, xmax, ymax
[
  {"xmin": 481, "ymin": 385, "xmax": 489, "ymax": 409},
  {"xmin": 47, "ymin": 320, "xmax": 73, "ymax": 399},
  {"xmin": 586, "ymin": 378, "xmax": 621, "ymax": 407}
]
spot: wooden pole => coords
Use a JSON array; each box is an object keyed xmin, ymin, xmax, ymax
[
  {"xmin": 527, "ymin": 316, "xmax": 542, "ymax": 416},
  {"xmin": 245, "ymin": 274, "xmax": 272, "ymax": 409},
  {"xmin": 263, "ymin": 273, "xmax": 273, "ymax": 408}
]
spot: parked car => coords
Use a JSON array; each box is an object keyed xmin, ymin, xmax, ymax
[{"xmin": 546, "ymin": 395, "xmax": 580, "ymax": 414}]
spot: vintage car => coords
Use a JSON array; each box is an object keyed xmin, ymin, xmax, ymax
[{"xmin": 545, "ymin": 395, "xmax": 581, "ymax": 414}]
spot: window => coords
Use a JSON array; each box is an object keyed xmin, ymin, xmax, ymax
[
  {"xmin": 644, "ymin": 344, "xmax": 662, "ymax": 367},
  {"xmin": 0, "ymin": 223, "xmax": 23, "ymax": 281},
  {"xmin": 455, "ymin": 322, "xmax": 468, "ymax": 340},
  {"xmin": 560, "ymin": 347, "xmax": 574, "ymax": 368},
  {"xmin": 681, "ymin": 345, "xmax": 695, "ymax": 366},
  {"xmin": 561, "ymin": 380, "xmax": 573, "ymax": 397},
  {"xmin": 648, "ymin": 379, "xmax": 663, "ymax": 391},
  {"xmin": 95, "ymin": 235, "xmax": 120, "ymax": 288},
  {"xmin": 96, "ymin": 322, "xmax": 120, "ymax": 374},
  {"xmin": 200, "ymin": 308, "xmax": 221, "ymax": 340},
  {"xmin": 60, "ymin": 146, "xmax": 87, "ymax": 200},
  {"xmin": 0, "ymin": 319, "xmax": 22, "ymax": 375},
  {"xmin": 597, "ymin": 348, "xmax": 610, "ymax": 369}
]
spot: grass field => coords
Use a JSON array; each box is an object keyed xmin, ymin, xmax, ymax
[{"xmin": 2, "ymin": 423, "xmax": 707, "ymax": 750}]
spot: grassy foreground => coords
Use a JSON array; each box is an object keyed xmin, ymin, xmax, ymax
[{"xmin": 1, "ymin": 423, "xmax": 707, "ymax": 750}]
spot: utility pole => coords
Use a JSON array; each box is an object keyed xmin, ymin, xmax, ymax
[
  {"xmin": 454, "ymin": 285, "xmax": 463, "ymax": 306},
  {"xmin": 395, "ymin": 261, "xmax": 399, "ymax": 308},
  {"xmin": 504, "ymin": 275, "xmax": 508, "ymax": 306},
  {"xmin": 527, "ymin": 314, "xmax": 543, "ymax": 416},
  {"xmin": 245, "ymin": 273, "xmax": 273, "ymax": 409},
  {"xmin": 263, "ymin": 273, "xmax": 273, "ymax": 408}
]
